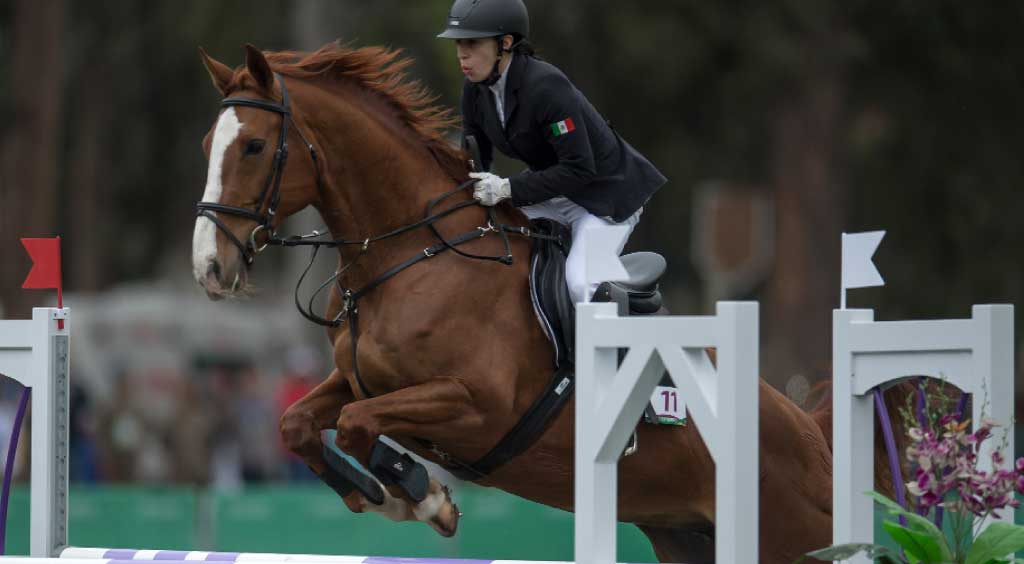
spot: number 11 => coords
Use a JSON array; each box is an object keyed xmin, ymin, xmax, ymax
[{"xmin": 660, "ymin": 390, "xmax": 677, "ymax": 412}]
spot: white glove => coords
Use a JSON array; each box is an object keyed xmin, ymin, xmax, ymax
[{"xmin": 470, "ymin": 172, "xmax": 511, "ymax": 207}]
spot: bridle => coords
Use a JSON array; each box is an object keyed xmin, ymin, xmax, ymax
[
  {"xmin": 195, "ymin": 73, "xmax": 322, "ymax": 266},
  {"xmin": 193, "ymin": 69, "xmax": 567, "ymax": 397}
]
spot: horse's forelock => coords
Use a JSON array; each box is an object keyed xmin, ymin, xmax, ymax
[{"xmin": 222, "ymin": 69, "xmax": 272, "ymax": 99}]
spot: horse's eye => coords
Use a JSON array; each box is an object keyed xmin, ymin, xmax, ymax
[{"xmin": 244, "ymin": 139, "xmax": 266, "ymax": 156}]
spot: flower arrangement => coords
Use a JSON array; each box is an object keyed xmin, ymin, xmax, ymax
[{"xmin": 804, "ymin": 386, "xmax": 1024, "ymax": 564}]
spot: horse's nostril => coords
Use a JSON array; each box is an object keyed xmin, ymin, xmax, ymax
[{"xmin": 207, "ymin": 261, "xmax": 222, "ymax": 281}]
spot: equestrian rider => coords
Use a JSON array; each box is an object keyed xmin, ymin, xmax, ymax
[{"xmin": 437, "ymin": 0, "xmax": 667, "ymax": 304}]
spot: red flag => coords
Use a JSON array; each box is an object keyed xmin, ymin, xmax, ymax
[
  {"xmin": 21, "ymin": 237, "xmax": 64, "ymax": 329},
  {"xmin": 21, "ymin": 238, "xmax": 62, "ymax": 291}
]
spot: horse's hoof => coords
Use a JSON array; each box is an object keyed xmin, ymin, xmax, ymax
[
  {"xmin": 429, "ymin": 501, "xmax": 460, "ymax": 538},
  {"xmin": 425, "ymin": 484, "xmax": 460, "ymax": 538}
]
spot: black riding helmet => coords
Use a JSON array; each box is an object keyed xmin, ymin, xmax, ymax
[
  {"xmin": 437, "ymin": 0, "xmax": 529, "ymax": 40},
  {"xmin": 438, "ymin": 0, "xmax": 530, "ymax": 86}
]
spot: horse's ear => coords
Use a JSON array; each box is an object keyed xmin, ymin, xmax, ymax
[
  {"xmin": 198, "ymin": 46, "xmax": 233, "ymax": 96},
  {"xmin": 244, "ymin": 44, "xmax": 274, "ymax": 91}
]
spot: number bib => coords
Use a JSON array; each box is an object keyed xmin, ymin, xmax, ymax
[{"xmin": 650, "ymin": 386, "xmax": 687, "ymax": 426}]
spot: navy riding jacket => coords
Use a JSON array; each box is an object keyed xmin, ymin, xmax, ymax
[{"xmin": 461, "ymin": 54, "xmax": 667, "ymax": 222}]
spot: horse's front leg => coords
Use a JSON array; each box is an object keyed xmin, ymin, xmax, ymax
[
  {"xmin": 280, "ymin": 370, "xmax": 408, "ymax": 519},
  {"xmin": 334, "ymin": 378, "xmax": 484, "ymax": 537},
  {"xmin": 283, "ymin": 370, "xmax": 465, "ymax": 536},
  {"xmin": 279, "ymin": 369, "xmax": 386, "ymax": 510}
]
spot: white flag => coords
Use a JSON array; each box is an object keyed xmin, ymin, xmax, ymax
[
  {"xmin": 582, "ymin": 225, "xmax": 630, "ymax": 301},
  {"xmin": 842, "ymin": 231, "xmax": 886, "ymax": 290}
]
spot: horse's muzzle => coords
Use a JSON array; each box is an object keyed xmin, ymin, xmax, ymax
[{"xmin": 197, "ymin": 257, "xmax": 247, "ymax": 300}]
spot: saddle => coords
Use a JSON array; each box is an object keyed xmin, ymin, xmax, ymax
[
  {"xmin": 527, "ymin": 218, "xmax": 676, "ymax": 429},
  {"xmin": 527, "ymin": 217, "xmax": 667, "ymax": 367}
]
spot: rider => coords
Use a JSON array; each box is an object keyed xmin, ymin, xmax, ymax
[{"xmin": 437, "ymin": 0, "xmax": 667, "ymax": 304}]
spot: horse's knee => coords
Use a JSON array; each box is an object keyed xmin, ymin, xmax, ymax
[
  {"xmin": 335, "ymin": 405, "xmax": 379, "ymax": 461},
  {"xmin": 279, "ymin": 407, "xmax": 319, "ymax": 456}
]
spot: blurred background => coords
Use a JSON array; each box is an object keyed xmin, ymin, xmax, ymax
[{"xmin": 0, "ymin": 0, "xmax": 1022, "ymax": 561}]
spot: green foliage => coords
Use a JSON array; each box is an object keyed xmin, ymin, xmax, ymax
[
  {"xmin": 871, "ymin": 491, "xmax": 955, "ymax": 562},
  {"xmin": 966, "ymin": 523, "xmax": 1024, "ymax": 564},
  {"xmin": 806, "ymin": 492, "xmax": 1024, "ymax": 563},
  {"xmin": 882, "ymin": 520, "xmax": 952, "ymax": 563},
  {"xmin": 803, "ymin": 542, "xmax": 903, "ymax": 563}
]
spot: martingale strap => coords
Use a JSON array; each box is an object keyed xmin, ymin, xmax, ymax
[{"xmin": 283, "ymin": 179, "xmax": 560, "ymax": 329}]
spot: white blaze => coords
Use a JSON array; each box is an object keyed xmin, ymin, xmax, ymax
[{"xmin": 192, "ymin": 108, "xmax": 243, "ymax": 283}]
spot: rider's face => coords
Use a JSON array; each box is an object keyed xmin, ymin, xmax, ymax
[{"xmin": 455, "ymin": 38, "xmax": 499, "ymax": 83}]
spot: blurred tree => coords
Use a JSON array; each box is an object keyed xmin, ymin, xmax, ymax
[
  {"xmin": 1, "ymin": 0, "xmax": 1022, "ymax": 397},
  {"xmin": 0, "ymin": 0, "xmax": 65, "ymax": 317}
]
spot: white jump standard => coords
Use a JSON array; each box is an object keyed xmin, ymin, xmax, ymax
[
  {"xmin": 0, "ymin": 308, "xmax": 70, "ymax": 559},
  {"xmin": 574, "ymin": 301, "xmax": 760, "ymax": 564},
  {"xmin": 832, "ymin": 304, "xmax": 1015, "ymax": 564}
]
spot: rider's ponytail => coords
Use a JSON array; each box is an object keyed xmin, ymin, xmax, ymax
[{"xmin": 507, "ymin": 34, "xmax": 538, "ymax": 60}]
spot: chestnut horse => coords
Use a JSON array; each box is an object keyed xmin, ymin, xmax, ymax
[{"xmin": 191, "ymin": 42, "xmax": 882, "ymax": 564}]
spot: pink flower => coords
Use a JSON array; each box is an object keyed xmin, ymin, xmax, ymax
[
  {"xmin": 903, "ymin": 408, "xmax": 1024, "ymax": 519},
  {"xmin": 938, "ymin": 414, "xmax": 959, "ymax": 426}
]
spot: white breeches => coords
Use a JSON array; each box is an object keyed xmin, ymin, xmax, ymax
[{"xmin": 520, "ymin": 196, "xmax": 641, "ymax": 304}]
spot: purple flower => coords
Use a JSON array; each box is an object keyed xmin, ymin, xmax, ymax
[{"xmin": 903, "ymin": 407, "xmax": 1024, "ymax": 519}]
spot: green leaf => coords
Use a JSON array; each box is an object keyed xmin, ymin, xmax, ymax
[
  {"xmin": 966, "ymin": 522, "xmax": 1024, "ymax": 564},
  {"xmin": 868, "ymin": 492, "xmax": 953, "ymax": 542},
  {"xmin": 803, "ymin": 543, "xmax": 904, "ymax": 561},
  {"xmin": 882, "ymin": 520, "xmax": 952, "ymax": 562}
]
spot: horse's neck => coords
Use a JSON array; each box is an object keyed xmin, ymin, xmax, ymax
[{"xmin": 298, "ymin": 81, "xmax": 470, "ymax": 268}]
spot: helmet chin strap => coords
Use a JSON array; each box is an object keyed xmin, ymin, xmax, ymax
[
  {"xmin": 481, "ymin": 59, "xmax": 503, "ymax": 86},
  {"xmin": 480, "ymin": 36, "xmax": 521, "ymax": 86}
]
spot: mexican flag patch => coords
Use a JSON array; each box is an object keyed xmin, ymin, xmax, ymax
[{"xmin": 550, "ymin": 118, "xmax": 576, "ymax": 137}]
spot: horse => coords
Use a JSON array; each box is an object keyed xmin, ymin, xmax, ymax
[{"xmin": 189, "ymin": 42, "xmax": 904, "ymax": 564}]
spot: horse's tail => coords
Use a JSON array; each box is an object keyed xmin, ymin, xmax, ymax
[{"xmin": 805, "ymin": 379, "xmax": 918, "ymax": 500}]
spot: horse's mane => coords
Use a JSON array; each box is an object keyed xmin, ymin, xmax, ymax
[{"xmin": 233, "ymin": 42, "xmax": 469, "ymax": 181}]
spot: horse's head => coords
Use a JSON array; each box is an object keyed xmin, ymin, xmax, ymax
[{"xmin": 193, "ymin": 45, "xmax": 321, "ymax": 300}]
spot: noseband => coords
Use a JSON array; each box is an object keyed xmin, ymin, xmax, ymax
[{"xmin": 196, "ymin": 73, "xmax": 322, "ymax": 266}]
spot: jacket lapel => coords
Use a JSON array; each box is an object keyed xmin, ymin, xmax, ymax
[
  {"xmin": 479, "ymin": 86, "xmax": 506, "ymax": 142},
  {"xmin": 503, "ymin": 54, "xmax": 527, "ymax": 127}
]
